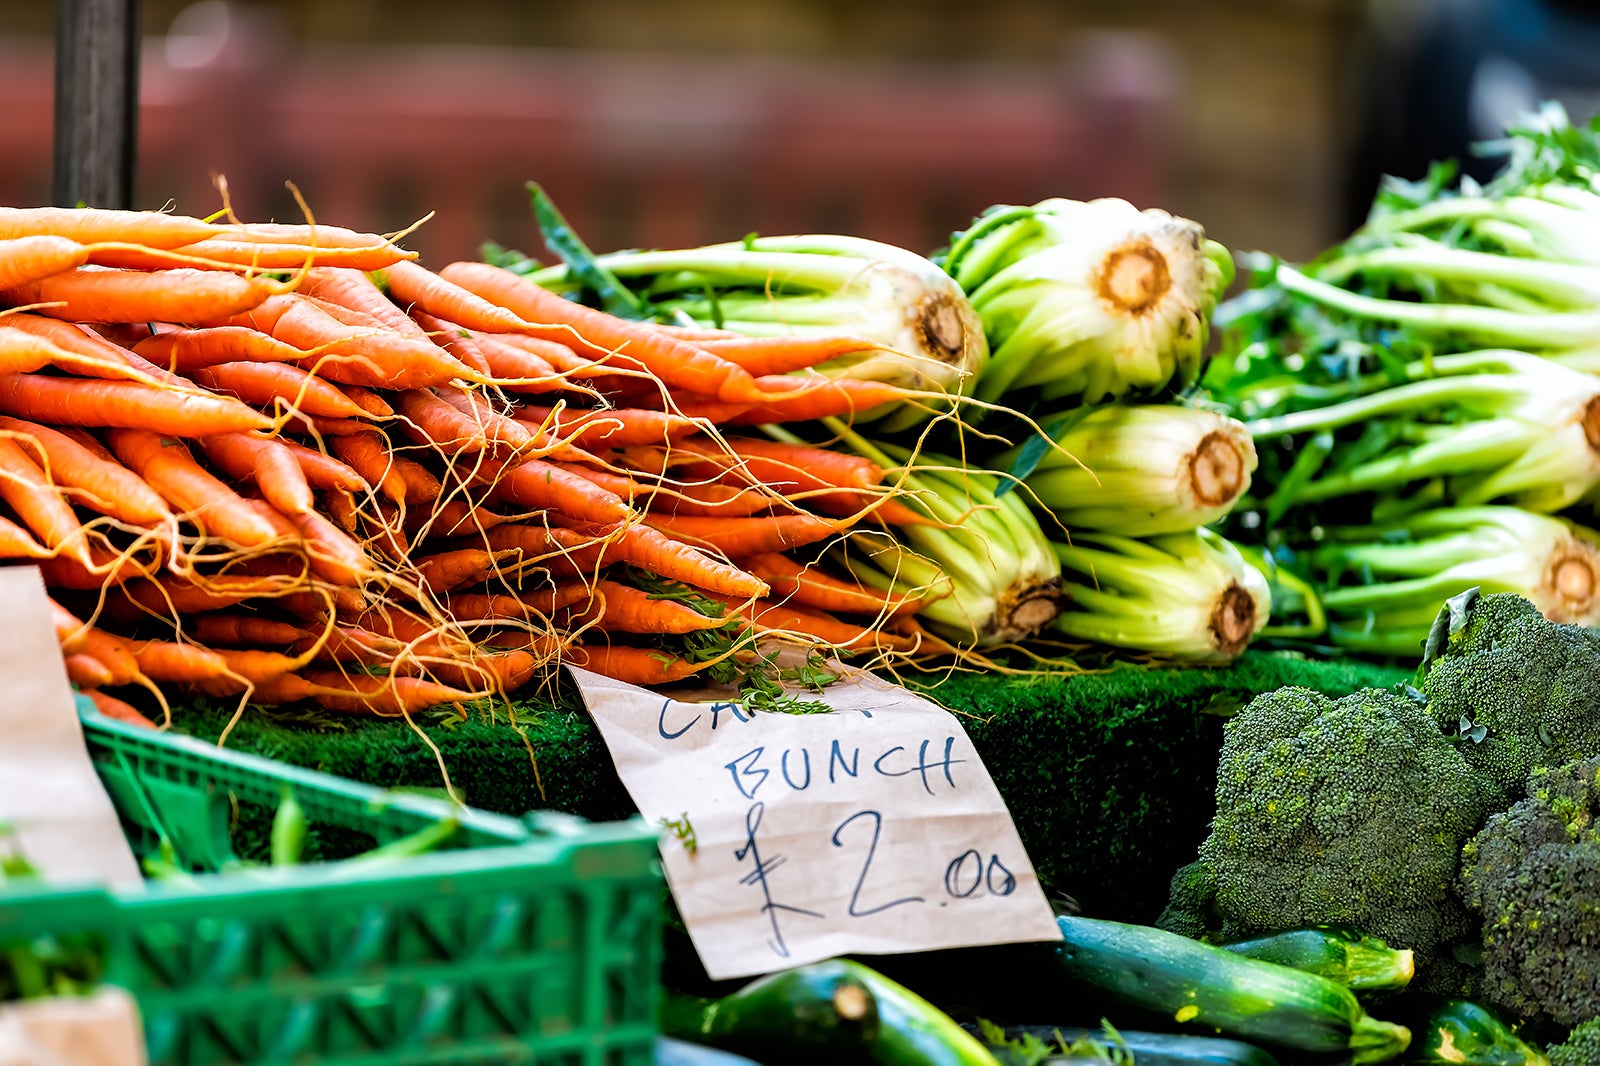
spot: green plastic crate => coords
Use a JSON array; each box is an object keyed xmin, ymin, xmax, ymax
[{"xmin": 0, "ymin": 701, "xmax": 665, "ymax": 1066}]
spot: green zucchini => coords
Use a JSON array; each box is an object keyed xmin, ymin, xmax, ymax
[
  {"xmin": 1050, "ymin": 917, "xmax": 1411, "ymax": 1063},
  {"xmin": 984, "ymin": 1024, "xmax": 1281, "ymax": 1065},
  {"xmin": 1219, "ymin": 927, "xmax": 1414, "ymax": 992},
  {"xmin": 1410, "ymin": 1000, "xmax": 1549, "ymax": 1065},
  {"xmin": 662, "ymin": 958, "xmax": 1001, "ymax": 1066}
]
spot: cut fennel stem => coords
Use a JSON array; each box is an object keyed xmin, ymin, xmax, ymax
[
  {"xmin": 821, "ymin": 421, "xmax": 1062, "ymax": 647},
  {"xmin": 1050, "ymin": 528, "xmax": 1271, "ymax": 664},
  {"xmin": 1009, "ymin": 405, "xmax": 1257, "ymax": 537},
  {"xmin": 524, "ymin": 235, "xmax": 987, "ymax": 428},
  {"xmin": 1310, "ymin": 506, "xmax": 1600, "ymax": 656},
  {"xmin": 939, "ymin": 197, "xmax": 1233, "ymax": 405}
]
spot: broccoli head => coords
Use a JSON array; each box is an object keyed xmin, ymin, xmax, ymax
[
  {"xmin": 1460, "ymin": 756, "xmax": 1600, "ymax": 1028},
  {"xmin": 1178, "ymin": 685, "xmax": 1494, "ymax": 982},
  {"xmin": 1548, "ymin": 1018, "xmax": 1600, "ymax": 1066},
  {"xmin": 1156, "ymin": 860, "xmax": 1218, "ymax": 941},
  {"xmin": 1419, "ymin": 591, "xmax": 1600, "ymax": 801}
]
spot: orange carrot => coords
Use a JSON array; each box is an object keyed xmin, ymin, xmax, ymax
[
  {"xmin": 550, "ymin": 462, "xmax": 777, "ymax": 518},
  {"xmin": 0, "ymin": 206, "xmax": 221, "ymax": 248},
  {"xmin": 564, "ymin": 643, "xmax": 698, "ymax": 685},
  {"xmin": 353, "ymin": 606, "xmax": 470, "ymax": 657},
  {"xmin": 324, "ymin": 486, "xmax": 359, "ymax": 533},
  {"xmin": 433, "ymin": 388, "xmax": 537, "ymax": 455},
  {"xmin": 218, "ymin": 221, "xmax": 409, "ymax": 250},
  {"xmin": 110, "ymin": 576, "xmax": 271, "ymax": 617},
  {"xmin": 410, "ymin": 309, "xmax": 492, "ymax": 375},
  {"xmin": 0, "ymin": 513, "xmax": 49, "ymax": 558},
  {"xmin": 90, "ymin": 239, "xmax": 415, "ymax": 273},
  {"xmin": 0, "ymin": 437, "xmax": 94, "ymax": 564},
  {"xmin": 132, "ymin": 326, "xmax": 311, "ymax": 371},
  {"xmin": 512, "ymin": 404, "xmax": 698, "ymax": 448},
  {"xmin": 571, "ymin": 580, "xmax": 726, "ymax": 635},
  {"xmin": 65, "ymin": 652, "xmax": 115, "ymax": 689},
  {"xmin": 1, "ymin": 314, "xmax": 188, "ymax": 385},
  {"xmin": 37, "ymin": 549, "xmax": 150, "ymax": 591},
  {"xmin": 213, "ymin": 648, "xmax": 301, "ymax": 685},
  {"xmin": 288, "ymin": 506, "xmax": 381, "ymax": 587},
  {"xmin": 447, "ymin": 586, "xmax": 595, "ymax": 620},
  {"xmin": 696, "ymin": 435, "xmax": 883, "ymax": 492},
  {"xmin": 563, "ymin": 521, "xmax": 769, "ymax": 598},
  {"xmin": 438, "ymin": 262, "xmax": 771, "ymax": 402},
  {"xmin": 727, "ymin": 377, "xmax": 915, "ymax": 423},
  {"xmin": 397, "ymin": 389, "xmax": 494, "ymax": 454},
  {"xmin": 0, "ymin": 373, "xmax": 272, "ymax": 436},
  {"xmin": 0, "ymin": 416, "xmax": 172, "ymax": 527},
  {"xmin": 0, "ymin": 235, "xmax": 92, "ymax": 290},
  {"xmin": 220, "ymin": 294, "xmax": 476, "ymax": 390},
  {"xmin": 297, "ymin": 416, "xmax": 373, "ymax": 437},
  {"xmin": 405, "ymin": 649, "xmax": 543, "ymax": 694},
  {"xmin": 290, "ymin": 623, "xmax": 407, "ymax": 666},
  {"xmin": 278, "ymin": 439, "xmax": 370, "ymax": 494},
  {"xmin": 469, "ymin": 331, "xmax": 576, "ymax": 385},
  {"xmin": 242, "ymin": 498, "xmax": 376, "ymax": 588},
  {"xmin": 129, "ymin": 639, "xmax": 232, "ymax": 683},
  {"xmin": 190, "ymin": 614, "xmax": 313, "ymax": 647},
  {"xmin": 655, "ymin": 397, "xmax": 756, "ymax": 423},
  {"xmin": 304, "ymin": 266, "xmax": 431, "ymax": 338},
  {"xmin": 482, "ymin": 523, "xmax": 605, "ymax": 574},
  {"xmin": 5, "ymin": 266, "xmax": 277, "ymax": 324},
  {"xmin": 84, "ymin": 689, "xmax": 158, "ymax": 729},
  {"xmin": 106, "ymin": 428, "xmax": 279, "ymax": 547},
  {"xmin": 413, "ymin": 547, "xmax": 521, "ymax": 593},
  {"xmin": 191, "ymin": 361, "xmax": 368, "ymax": 419},
  {"xmin": 641, "ymin": 512, "xmax": 844, "ymax": 555},
  {"xmin": 734, "ymin": 552, "xmax": 933, "ymax": 617},
  {"xmin": 338, "ymin": 386, "xmax": 394, "ymax": 419},
  {"xmin": 296, "ymin": 672, "xmax": 479, "ymax": 715},
  {"xmin": 697, "ymin": 334, "xmax": 883, "ymax": 376},
  {"xmin": 477, "ymin": 453, "xmax": 632, "ymax": 525},
  {"xmin": 200, "ymin": 433, "xmax": 316, "ymax": 515},
  {"xmin": 330, "ymin": 433, "xmax": 410, "ymax": 504},
  {"xmin": 407, "ymin": 498, "xmax": 510, "ymax": 538},
  {"xmin": 710, "ymin": 595, "xmax": 918, "ymax": 653}
]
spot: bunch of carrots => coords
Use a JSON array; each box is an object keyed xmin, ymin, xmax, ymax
[{"xmin": 0, "ymin": 202, "xmax": 953, "ymax": 729}]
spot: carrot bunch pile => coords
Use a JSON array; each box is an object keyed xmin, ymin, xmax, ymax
[{"xmin": 0, "ymin": 205, "xmax": 946, "ymax": 727}]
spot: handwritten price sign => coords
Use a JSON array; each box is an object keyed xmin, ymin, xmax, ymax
[{"xmin": 570, "ymin": 665, "xmax": 1061, "ymax": 980}]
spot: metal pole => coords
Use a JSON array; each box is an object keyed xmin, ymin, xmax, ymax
[{"xmin": 53, "ymin": 0, "xmax": 141, "ymax": 209}]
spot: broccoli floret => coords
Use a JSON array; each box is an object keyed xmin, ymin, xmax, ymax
[
  {"xmin": 1419, "ymin": 592, "xmax": 1600, "ymax": 801},
  {"xmin": 1180, "ymin": 685, "xmax": 1495, "ymax": 986},
  {"xmin": 1549, "ymin": 1018, "xmax": 1600, "ymax": 1066},
  {"xmin": 1460, "ymin": 756, "xmax": 1600, "ymax": 1028},
  {"xmin": 1156, "ymin": 860, "xmax": 1218, "ymax": 940}
]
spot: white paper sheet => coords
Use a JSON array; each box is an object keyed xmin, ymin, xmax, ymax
[
  {"xmin": 0, "ymin": 567, "xmax": 141, "ymax": 889},
  {"xmin": 571, "ymin": 664, "xmax": 1061, "ymax": 980}
]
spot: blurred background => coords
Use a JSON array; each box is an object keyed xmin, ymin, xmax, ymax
[{"xmin": 1, "ymin": 0, "xmax": 1598, "ymax": 267}]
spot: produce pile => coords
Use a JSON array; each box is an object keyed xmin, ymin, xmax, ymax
[
  {"xmin": 1213, "ymin": 103, "xmax": 1600, "ymax": 654},
  {"xmin": 0, "ymin": 172, "xmax": 1288, "ymax": 728}
]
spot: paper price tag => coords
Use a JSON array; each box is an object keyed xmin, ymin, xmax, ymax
[{"xmin": 570, "ymin": 665, "xmax": 1061, "ymax": 980}]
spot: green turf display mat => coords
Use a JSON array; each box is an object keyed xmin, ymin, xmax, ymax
[{"xmin": 169, "ymin": 650, "xmax": 1406, "ymax": 928}]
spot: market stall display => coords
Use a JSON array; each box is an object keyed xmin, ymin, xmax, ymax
[{"xmin": 3, "ymin": 47, "xmax": 1599, "ymax": 1066}]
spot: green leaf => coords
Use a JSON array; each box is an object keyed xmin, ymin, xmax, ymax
[
  {"xmin": 996, "ymin": 406, "xmax": 1099, "ymax": 498},
  {"xmin": 527, "ymin": 182, "xmax": 650, "ymax": 320}
]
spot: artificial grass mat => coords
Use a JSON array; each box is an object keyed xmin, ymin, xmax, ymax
[{"xmin": 168, "ymin": 649, "xmax": 1406, "ymax": 928}]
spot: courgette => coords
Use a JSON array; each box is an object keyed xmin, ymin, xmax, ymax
[
  {"xmin": 1050, "ymin": 917, "xmax": 1411, "ymax": 1063},
  {"xmin": 662, "ymin": 958, "xmax": 1001, "ymax": 1066},
  {"xmin": 1410, "ymin": 1000, "xmax": 1549, "ymax": 1065},
  {"xmin": 981, "ymin": 1024, "xmax": 1281, "ymax": 1065},
  {"xmin": 1219, "ymin": 927, "xmax": 1414, "ymax": 992}
]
